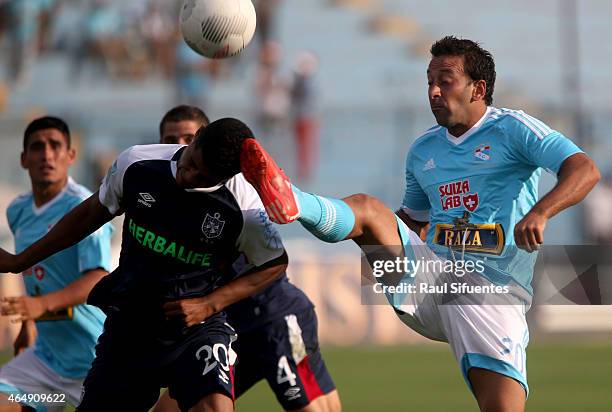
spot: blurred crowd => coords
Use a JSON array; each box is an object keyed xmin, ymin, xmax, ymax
[
  {"xmin": 0, "ymin": 1, "xmax": 208, "ymax": 84},
  {"xmin": 0, "ymin": 0, "xmax": 321, "ymax": 182},
  {"xmin": 255, "ymin": 41, "xmax": 320, "ymax": 182}
]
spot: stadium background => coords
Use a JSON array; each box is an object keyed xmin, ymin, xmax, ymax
[{"xmin": 0, "ymin": 0, "xmax": 610, "ymax": 410}]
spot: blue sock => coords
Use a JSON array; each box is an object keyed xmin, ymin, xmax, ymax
[{"xmin": 292, "ymin": 185, "xmax": 355, "ymax": 243}]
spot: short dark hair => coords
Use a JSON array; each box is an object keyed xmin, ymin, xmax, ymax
[
  {"xmin": 430, "ymin": 36, "xmax": 496, "ymax": 105},
  {"xmin": 159, "ymin": 105, "xmax": 210, "ymax": 137},
  {"xmin": 195, "ymin": 118, "xmax": 254, "ymax": 180},
  {"xmin": 23, "ymin": 116, "xmax": 71, "ymax": 150}
]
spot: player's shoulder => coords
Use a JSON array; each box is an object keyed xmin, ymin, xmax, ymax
[
  {"xmin": 119, "ymin": 144, "xmax": 184, "ymax": 166},
  {"xmin": 414, "ymin": 124, "xmax": 444, "ymax": 144},
  {"xmin": 487, "ymin": 107, "xmax": 555, "ymax": 139},
  {"xmin": 6, "ymin": 192, "xmax": 32, "ymax": 232},
  {"xmin": 411, "ymin": 124, "xmax": 444, "ymax": 151},
  {"xmin": 406, "ymin": 125, "xmax": 444, "ymax": 164},
  {"xmin": 64, "ymin": 178, "xmax": 94, "ymax": 202},
  {"xmin": 7, "ymin": 192, "xmax": 33, "ymax": 215},
  {"xmin": 223, "ymin": 173, "xmax": 261, "ymax": 210}
]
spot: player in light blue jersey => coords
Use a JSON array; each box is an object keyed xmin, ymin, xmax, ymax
[
  {"xmin": 396, "ymin": 37, "xmax": 601, "ymax": 410},
  {"xmin": 0, "ymin": 116, "xmax": 112, "ymax": 412},
  {"xmin": 400, "ymin": 105, "xmax": 583, "ymax": 292},
  {"xmin": 239, "ymin": 37, "xmax": 600, "ymax": 412}
]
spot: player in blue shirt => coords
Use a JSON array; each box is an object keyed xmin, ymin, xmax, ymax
[
  {"xmin": 239, "ymin": 37, "xmax": 600, "ymax": 412},
  {"xmin": 0, "ymin": 116, "xmax": 112, "ymax": 411},
  {"xmin": 153, "ymin": 106, "xmax": 340, "ymax": 412}
]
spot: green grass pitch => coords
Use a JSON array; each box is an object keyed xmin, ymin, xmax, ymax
[
  {"xmin": 238, "ymin": 341, "xmax": 612, "ymax": 411},
  {"xmin": 2, "ymin": 341, "xmax": 611, "ymax": 411}
]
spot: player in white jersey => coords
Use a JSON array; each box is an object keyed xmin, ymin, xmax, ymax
[
  {"xmin": 239, "ymin": 36, "xmax": 600, "ymax": 412},
  {"xmin": 154, "ymin": 106, "xmax": 341, "ymax": 412},
  {"xmin": 0, "ymin": 117, "xmax": 289, "ymax": 412},
  {"xmin": 0, "ymin": 117, "xmax": 112, "ymax": 412}
]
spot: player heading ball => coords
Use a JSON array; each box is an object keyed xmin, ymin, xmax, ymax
[{"xmin": 0, "ymin": 118, "xmax": 289, "ymax": 412}]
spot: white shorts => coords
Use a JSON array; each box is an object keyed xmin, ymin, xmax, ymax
[
  {"xmin": 0, "ymin": 347, "xmax": 83, "ymax": 411},
  {"xmin": 390, "ymin": 217, "xmax": 530, "ymax": 395}
]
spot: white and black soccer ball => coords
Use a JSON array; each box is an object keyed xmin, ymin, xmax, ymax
[{"xmin": 180, "ymin": 0, "xmax": 257, "ymax": 59}]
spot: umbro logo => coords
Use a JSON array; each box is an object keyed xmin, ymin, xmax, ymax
[
  {"xmin": 137, "ymin": 192, "xmax": 156, "ymax": 208},
  {"xmin": 284, "ymin": 387, "xmax": 301, "ymax": 400},
  {"xmin": 422, "ymin": 158, "xmax": 436, "ymax": 171}
]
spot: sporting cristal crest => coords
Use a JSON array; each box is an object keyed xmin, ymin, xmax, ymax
[{"xmin": 201, "ymin": 212, "xmax": 225, "ymax": 239}]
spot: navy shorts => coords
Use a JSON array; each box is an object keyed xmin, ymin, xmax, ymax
[
  {"xmin": 76, "ymin": 312, "xmax": 236, "ymax": 412},
  {"xmin": 233, "ymin": 308, "xmax": 335, "ymax": 410}
]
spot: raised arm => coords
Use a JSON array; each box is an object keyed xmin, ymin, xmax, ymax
[{"xmin": 0, "ymin": 192, "xmax": 114, "ymax": 273}]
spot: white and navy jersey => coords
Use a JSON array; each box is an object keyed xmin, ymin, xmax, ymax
[
  {"xmin": 92, "ymin": 144, "xmax": 285, "ymax": 312},
  {"xmin": 402, "ymin": 107, "xmax": 583, "ymax": 292}
]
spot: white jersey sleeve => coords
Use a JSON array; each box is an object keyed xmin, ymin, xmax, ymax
[
  {"xmin": 98, "ymin": 144, "xmax": 183, "ymax": 215},
  {"xmin": 98, "ymin": 147, "xmax": 135, "ymax": 215},
  {"xmin": 225, "ymin": 173, "xmax": 285, "ymax": 267},
  {"xmin": 99, "ymin": 144, "xmax": 183, "ymax": 215}
]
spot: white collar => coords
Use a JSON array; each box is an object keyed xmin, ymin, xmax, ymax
[
  {"xmin": 171, "ymin": 160, "xmax": 225, "ymax": 193},
  {"xmin": 445, "ymin": 106, "xmax": 492, "ymax": 146}
]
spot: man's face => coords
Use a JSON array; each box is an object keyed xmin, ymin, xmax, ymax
[
  {"xmin": 427, "ymin": 55, "xmax": 476, "ymax": 128},
  {"xmin": 21, "ymin": 128, "xmax": 75, "ymax": 186},
  {"xmin": 160, "ymin": 120, "xmax": 202, "ymax": 145},
  {"xmin": 175, "ymin": 139, "xmax": 219, "ymax": 189}
]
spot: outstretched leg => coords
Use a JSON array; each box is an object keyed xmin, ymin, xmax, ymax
[
  {"xmin": 241, "ymin": 139, "xmax": 528, "ymax": 412},
  {"xmin": 240, "ymin": 138, "xmax": 402, "ymax": 248}
]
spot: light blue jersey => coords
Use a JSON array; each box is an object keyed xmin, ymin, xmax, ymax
[
  {"xmin": 402, "ymin": 107, "xmax": 583, "ymax": 293},
  {"xmin": 6, "ymin": 178, "xmax": 112, "ymax": 379}
]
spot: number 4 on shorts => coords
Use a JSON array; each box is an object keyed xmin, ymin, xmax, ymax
[{"xmin": 277, "ymin": 355, "xmax": 297, "ymax": 386}]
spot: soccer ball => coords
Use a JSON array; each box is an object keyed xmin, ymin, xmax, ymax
[{"xmin": 180, "ymin": 0, "xmax": 257, "ymax": 59}]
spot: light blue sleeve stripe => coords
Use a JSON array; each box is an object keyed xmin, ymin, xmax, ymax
[
  {"xmin": 501, "ymin": 109, "xmax": 553, "ymax": 138},
  {"xmin": 527, "ymin": 114, "xmax": 553, "ymax": 135},
  {"xmin": 519, "ymin": 111, "xmax": 553, "ymax": 136},
  {"xmin": 503, "ymin": 111, "xmax": 545, "ymax": 139}
]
